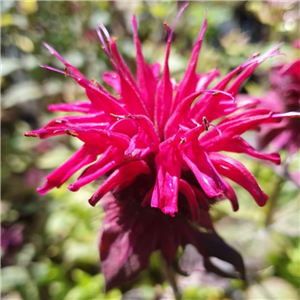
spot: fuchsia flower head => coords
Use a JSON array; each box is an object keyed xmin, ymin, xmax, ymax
[{"xmin": 25, "ymin": 4, "xmax": 300, "ymax": 291}]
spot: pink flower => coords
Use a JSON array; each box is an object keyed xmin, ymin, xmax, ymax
[
  {"xmin": 24, "ymin": 4, "xmax": 300, "ymax": 290},
  {"xmin": 292, "ymin": 40, "xmax": 300, "ymax": 49}
]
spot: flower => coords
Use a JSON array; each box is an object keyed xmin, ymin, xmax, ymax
[
  {"xmin": 24, "ymin": 4, "xmax": 300, "ymax": 290},
  {"xmin": 239, "ymin": 50, "xmax": 300, "ymax": 155}
]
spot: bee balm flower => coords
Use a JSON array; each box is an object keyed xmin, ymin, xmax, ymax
[{"xmin": 25, "ymin": 4, "xmax": 300, "ymax": 291}]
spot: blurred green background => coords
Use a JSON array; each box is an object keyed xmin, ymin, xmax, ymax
[{"xmin": 1, "ymin": 1, "xmax": 299, "ymax": 300}]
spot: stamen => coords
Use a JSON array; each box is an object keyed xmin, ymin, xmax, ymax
[
  {"xmin": 169, "ymin": 2, "xmax": 189, "ymax": 41},
  {"xmin": 40, "ymin": 65, "xmax": 65, "ymax": 75},
  {"xmin": 203, "ymin": 116, "xmax": 209, "ymax": 131},
  {"xmin": 40, "ymin": 65, "xmax": 78, "ymax": 80},
  {"xmin": 111, "ymin": 36, "xmax": 118, "ymax": 43},
  {"xmin": 90, "ymin": 78, "xmax": 98, "ymax": 87},
  {"xmin": 24, "ymin": 132, "xmax": 38, "ymax": 137},
  {"xmin": 98, "ymin": 22, "xmax": 112, "ymax": 43},
  {"xmin": 202, "ymin": 117, "xmax": 222, "ymax": 136},
  {"xmin": 110, "ymin": 113, "xmax": 129, "ymax": 120},
  {"xmin": 163, "ymin": 22, "xmax": 171, "ymax": 36},
  {"xmin": 65, "ymin": 130, "xmax": 79, "ymax": 137},
  {"xmin": 97, "ymin": 29, "xmax": 110, "ymax": 56},
  {"xmin": 64, "ymin": 67, "xmax": 69, "ymax": 77}
]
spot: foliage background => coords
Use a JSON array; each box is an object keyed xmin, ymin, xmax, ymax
[{"xmin": 1, "ymin": 1, "xmax": 299, "ymax": 299}]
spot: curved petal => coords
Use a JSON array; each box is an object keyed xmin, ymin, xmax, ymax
[
  {"xmin": 223, "ymin": 136, "xmax": 280, "ymax": 165},
  {"xmin": 151, "ymin": 145, "xmax": 182, "ymax": 216},
  {"xmin": 209, "ymin": 152, "xmax": 268, "ymax": 206},
  {"xmin": 68, "ymin": 146, "xmax": 124, "ymax": 192},
  {"xmin": 37, "ymin": 144, "xmax": 98, "ymax": 194},
  {"xmin": 89, "ymin": 161, "xmax": 151, "ymax": 206}
]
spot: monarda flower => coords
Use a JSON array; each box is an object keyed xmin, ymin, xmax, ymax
[{"xmin": 24, "ymin": 5, "xmax": 299, "ymax": 291}]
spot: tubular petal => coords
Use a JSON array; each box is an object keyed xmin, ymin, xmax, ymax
[
  {"xmin": 180, "ymin": 143, "xmax": 228, "ymax": 197},
  {"xmin": 210, "ymin": 153, "xmax": 268, "ymax": 206},
  {"xmin": 68, "ymin": 147, "xmax": 123, "ymax": 191},
  {"xmin": 222, "ymin": 180, "xmax": 239, "ymax": 211},
  {"xmin": 47, "ymin": 101, "xmax": 93, "ymax": 113},
  {"xmin": 223, "ymin": 137, "xmax": 281, "ymax": 165},
  {"xmin": 181, "ymin": 150, "xmax": 221, "ymax": 198},
  {"xmin": 109, "ymin": 41, "xmax": 149, "ymax": 116},
  {"xmin": 172, "ymin": 12, "xmax": 208, "ymax": 110},
  {"xmin": 102, "ymin": 71, "xmax": 121, "ymax": 94},
  {"xmin": 37, "ymin": 145, "xmax": 98, "ymax": 194},
  {"xmin": 89, "ymin": 161, "xmax": 151, "ymax": 206},
  {"xmin": 132, "ymin": 15, "xmax": 157, "ymax": 119},
  {"xmin": 151, "ymin": 146, "xmax": 182, "ymax": 215},
  {"xmin": 155, "ymin": 3, "xmax": 188, "ymax": 139}
]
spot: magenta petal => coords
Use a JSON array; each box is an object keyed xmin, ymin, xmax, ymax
[
  {"xmin": 180, "ymin": 143, "xmax": 227, "ymax": 197},
  {"xmin": 223, "ymin": 136, "xmax": 281, "ymax": 165},
  {"xmin": 190, "ymin": 66, "xmax": 243, "ymax": 121},
  {"xmin": 191, "ymin": 46, "xmax": 282, "ymax": 123},
  {"xmin": 154, "ymin": 3, "xmax": 188, "ymax": 139},
  {"xmin": 131, "ymin": 114, "xmax": 160, "ymax": 151},
  {"xmin": 149, "ymin": 63, "xmax": 161, "ymax": 82},
  {"xmin": 195, "ymin": 69, "xmax": 220, "ymax": 92},
  {"xmin": 42, "ymin": 42, "xmax": 67, "ymax": 65},
  {"xmin": 47, "ymin": 101, "xmax": 93, "ymax": 113},
  {"xmin": 109, "ymin": 118, "xmax": 138, "ymax": 137},
  {"xmin": 165, "ymin": 90, "xmax": 205, "ymax": 138},
  {"xmin": 209, "ymin": 152, "xmax": 268, "ymax": 206},
  {"xmin": 172, "ymin": 13, "xmax": 208, "ymax": 109},
  {"xmin": 151, "ymin": 146, "xmax": 182, "ymax": 215},
  {"xmin": 43, "ymin": 42, "xmax": 86, "ymax": 79},
  {"xmin": 84, "ymin": 81, "xmax": 127, "ymax": 115},
  {"xmin": 223, "ymin": 180, "xmax": 239, "ymax": 212},
  {"xmin": 89, "ymin": 161, "xmax": 151, "ymax": 206},
  {"xmin": 37, "ymin": 144, "xmax": 98, "ymax": 194},
  {"xmin": 199, "ymin": 109, "xmax": 272, "ymax": 150},
  {"xmin": 226, "ymin": 63, "xmax": 258, "ymax": 97},
  {"xmin": 68, "ymin": 147, "xmax": 123, "ymax": 191},
  {"xmin": 154, "ymin": 43, "xmax": 173, "ymax": 139},
  {"xmin": 181, "ymin": 150, "xmax": 219, "ymax": 198},
  {"xmin": 132, "ymin": 15, "xmax": 157, "ymax": 120},
  {"xmin": 109, "ymin": 41, "xmax": 149, "ymax": 116},
  {"xmin": 102, "ymin": 71, "xmax": 121, "ymax": 94},
  {"xmin": 75, "ymin": 128, "xmax": 130, "ymax": 150}
]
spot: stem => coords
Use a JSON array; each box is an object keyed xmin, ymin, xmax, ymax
[
  {"xmin": 160, "ymin": 254, "xmax": 182, "ymax": 300},
  {"xmin": 264, "ymin": 175, "xmax": 284, "ymax": 227}
]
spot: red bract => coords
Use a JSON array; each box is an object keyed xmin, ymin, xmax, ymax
[{"xmin": 25, "ymin": 5, "xmax": 300, "ymax": 290}]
